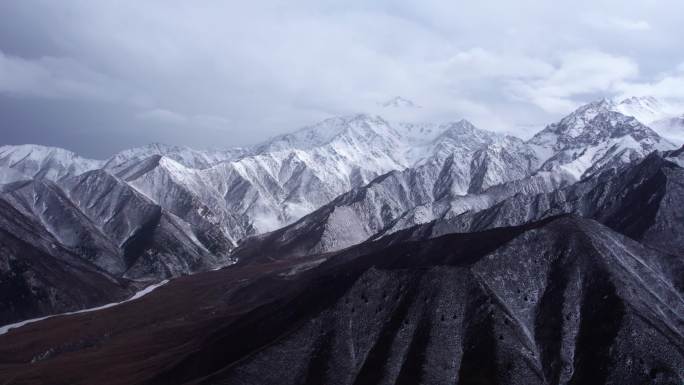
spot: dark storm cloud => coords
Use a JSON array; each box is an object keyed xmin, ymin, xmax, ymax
[{"xmin": 1, "ymin": 0, "xmax": 684, "ymax": 157}]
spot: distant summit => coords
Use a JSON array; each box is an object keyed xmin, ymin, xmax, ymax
[{"xmin": 379, "ymin": 96, "xmax": 421, "ymax": 109}]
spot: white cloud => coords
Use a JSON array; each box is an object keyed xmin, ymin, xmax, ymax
[
  {"xmin": 617, "ymin": 74, "xmax": 684, "ymax": 101},
  {"xmin": 1, "ymin": 0, "xmax": 684, "ymax": 154},
  {"xmin": 508, "ymin": 51, "xmax": 639, "ymax": 113},
  {"xmin": 582, "ymin": 15, "xmax": 651, "ymax": 31},
  {"xmin": 609, "ymin": 18, "xmax": 651, "ymax": 31},
  {"xmin": 438, "ymin": 48, "xmax": 554, "ymax": 80}
]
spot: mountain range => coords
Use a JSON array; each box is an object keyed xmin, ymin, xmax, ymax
[{"xmin": 0, "ymin": 96, "xmax": 682, "ymax": 384}]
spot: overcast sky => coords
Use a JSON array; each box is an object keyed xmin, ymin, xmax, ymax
[{"xmin": 1, "ymin": 0, "xmax": 684, "ymax": 157}]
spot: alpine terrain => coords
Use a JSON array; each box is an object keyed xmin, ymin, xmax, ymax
[{"xmin": 0, "ymin": 96, "xmax": 682, "ymax": 385}]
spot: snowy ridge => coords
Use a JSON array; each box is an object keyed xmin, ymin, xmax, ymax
[
  {"xmin": 609, "ymin": 96, "xmax": 684, "ymax": 145},
  {"xmin": 230, "ymin": 98, "xmax": 676, "ymax": 261},
  {"xmin": 529, "ymin": 100, "xmax": 675, "ymax": 180},
  {"xmin": 253, "ymin": 114, "xmax": 402, "ymax": 153},
  {"xmin": 0, "ymin": 144, "xmax": 103, "ymax": 181},
  {"xmin": 613, "ymin": 96, "xmax": 674, "ymax": 125},
  {"xmin": 104, "ymin": 143, "xmax": 246, "ymax": 173},
  {"xmin": 2, "ymin": 100, "xmax": 673, "ymax": 244}
]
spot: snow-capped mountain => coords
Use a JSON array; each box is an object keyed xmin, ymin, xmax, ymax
[
  {"xmin": 400, "ymin": 102, "xmax": 676, "ymax": 229},
  {"xmin": 251, "ymin": 114, "xmax": 403, "ymax": 155},
  {"xmin": 1, "ymin": 100, "xmax": 674, "ymax": 255},
  {"xmin": 0, "ymin": 114, "xmax": 508, "ymax": 321},
  {"xmin": 2, "ymin": 95, "xmax": 683, "ymax": 384},
  {"xmin": 65, "ymin": 169, "xmax": 235, "ymax": 277},
  {"xmin": 1, "ymin": 178, "xmax": 121, "ymax": 271},
  {"xmin": 413, "ymin": 147, "xmax": 684, "ymax": 258},
  {"xmin": 0, "ymin": 156, "xmax": 236, "ymax": 280},
  {"xmin": 379, "ymin": 96, "xmax": 420, "ymax": 109},
  {"xmin": 528, "ymin": 99, "xmax": 674, "ymax": 180},
  {"xmin": 0, "ymin": 97, "xmax": 678, "ymax": 324},
  {"xmin": 231, "ymin": 128, "xmax": 543, "ymax": 261},
  {"xmin": 0, "ymin": 144, "xmax": 103, "ymax": 181},
  {"xmin": 612, "ymin": 96, "xmax": 673, "ymax": 123},
  {"xmin": 232, "ymin": 100, "xmax": 677, "ymax": 261},
  {"xmin": 607, "ymin": 96, "xmax": 684, "ymax": 145},
  {"xmin": 113, "ymin": 155, "xmax": 245, "ymax": 245},
  {"xmin": 104, "ymin": 143, "xmax": 246, "ymax": 173},
  {"xmin": 222, "ymin": 114, "xmax": 409, "ymax": 232},
  {"xmin": 110, "ymin": 115, "xmax": 519, "ymax": 236}
]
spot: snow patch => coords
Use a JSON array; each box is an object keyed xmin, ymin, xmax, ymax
[
  {"xmin": 0, "ymin": 166, "xmax": 30, "ymax": 185},
  {"xmin": 280, "ymin": 258, "xmax": 328, "ymax": 277}
]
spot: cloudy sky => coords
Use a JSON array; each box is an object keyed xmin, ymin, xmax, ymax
[{"xmin": 1, "ymin": 0, "xmax": 683, "ymax": 157}]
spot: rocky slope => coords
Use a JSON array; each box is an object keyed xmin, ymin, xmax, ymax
[
  {"xmin": 197, "ymin": 217, "xmax": 683, "ymax": 385},
  {"xmin": 0, "ymin": 215, "xmax": 682, "ymax": 385},
  {"xmin": 0, "ymin": 197, "xmax": 130, "ymax": 325}
]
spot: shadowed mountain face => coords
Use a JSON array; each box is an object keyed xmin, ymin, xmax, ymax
[
  {"xmin": 0, "ymin": 199, "xmax": 130, "ymax": 325},
  {"xmin": 0, "ymin": 215, "xmax": 682, "ymax": 385}
]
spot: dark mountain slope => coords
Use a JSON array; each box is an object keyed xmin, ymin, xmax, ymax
[
  {"xmin": 0, "ymin": 215, "xmax": 681, "ymax": 385},
  {"xmin": 0, "ymin": 169, "xmax": 237, "ymax": 324},
  {"xmin": 166, "ymin": 217, "xmax": 684, "ymax": 385},
  {"xmin": 0, "ymin": 199, "xmax": 130, "ymax": 324}
]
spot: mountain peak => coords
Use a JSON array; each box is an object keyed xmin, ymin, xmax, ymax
[
  {"xmin": 534, "ymin": 99, "xmax": 669, "ymax": 148},
  {"xmin": 546, "ymin": 99, "xmax": 641, "ymax": 139},
  {"xmin": 618, "ymin": 95, "xmax": 659, "ymax": 106},
  {"xmin": 450, "ymin": 118, "xmax": 479, "ymax": 131},
  {"xmin": 611, "ymin": 95, "xmax": 673, "ymax": 125},
  {"xmin": 591, "ymin": 97, "xmax": 615, "ymax": 108},
  {"xmin": 0, "ymin": 144, "xmax": 91, "ymax": 161},
  {"xmin": 0, "ymin": 144, "xmax": 103, "ymax": 181},
  {"xmin": 379, "ymin": 96, "xmax": 420, "ymax": 109},
  {"xmin": 527, "ymin": 98, "xmax": 676, "ymax": 180},
  {"xmin": 254, "ymin": 113, "xmax": 394, "ymax": 153},
  {"xmin": 435, "ymin": 119, "xmax": 499, "ymax": 141}
]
